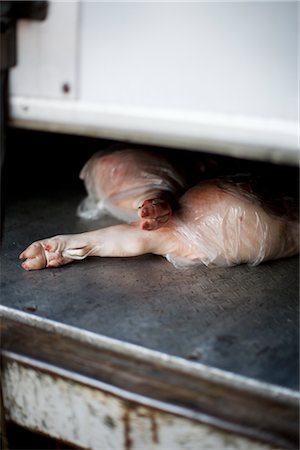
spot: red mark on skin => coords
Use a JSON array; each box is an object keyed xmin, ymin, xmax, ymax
[
  {"xmin": 142, "ymin": 221, "xmax": 151, "ymax": 230},
  {"xmin": 45, "ymin": 245, "xmax": 51, "ymax": 252},
  {"xmin": 47, "ymin": 257, "xmax": 60, "ymax": 268}
]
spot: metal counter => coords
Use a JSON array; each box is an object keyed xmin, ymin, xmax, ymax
[{"xmin": 1, "ymin": 174, "xmax": 299, "ymax": 449}]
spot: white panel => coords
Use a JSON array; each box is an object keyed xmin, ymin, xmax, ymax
[
  {"xmin": 10, "ymin": 98, "xmax": 298, "ymax": 165},
  {"xmin": 9, "ymin": 1, "xmax": 79, "ymax": 99},
  {"xmin": 8, "ymin": 1, "xmax": 298, "ymax": 163},
  {"xmin": 78, "ymin": 2, "xmax": 297, "ymax": 121}
]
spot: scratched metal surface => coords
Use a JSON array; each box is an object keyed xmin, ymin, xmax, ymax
[{"xmin": 1, "ymin": 183, "xmax": 299, "ymax": 392}]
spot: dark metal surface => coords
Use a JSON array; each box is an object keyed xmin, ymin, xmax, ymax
[
  {"xmin": 1, "ymin": 175, "xmax": 299, "ymax": 392},
  {"xmin": 1, "ymin": 130, "xmax": 299, "ymax": 447}
]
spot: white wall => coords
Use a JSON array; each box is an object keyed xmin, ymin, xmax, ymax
[{"xmin": 78, "ymin": 2, "xmax": 298, "ymax": 121}]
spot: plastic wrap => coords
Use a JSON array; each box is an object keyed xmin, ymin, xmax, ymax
[
  {"xmin": 77, "ymin": 146, "xmax": 187, "ymax": 222},
  {"xmin": 20, "ymin": 174, "xmax": 298, "ymax": 271},
  {"xmin": 165, "ymin": 177, "xmax": 299, "ymax": 268}
]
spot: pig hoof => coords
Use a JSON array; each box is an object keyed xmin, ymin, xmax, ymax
[
  {"xmin": 138, "ymin": 199, "xmax": 172, "ymax": 230},
  {"xmin": 19, "ymin": 238, "xmax": 67, "ymax": 270}
]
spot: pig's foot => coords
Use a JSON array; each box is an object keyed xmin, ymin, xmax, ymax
[
  {"xmin": 19, "ymin": 224, "xmax": 173, "ymax": 271},
  {"xmin": 19, "ymin": 237, "xmax": 74, "ymax": 270},
  {"xmin": 138, "ymin": 198, "xmax": 172, "ymax": 230}
]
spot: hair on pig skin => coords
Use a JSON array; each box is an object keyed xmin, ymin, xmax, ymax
[{"xmin": 20, "ymin": 177, "xmax": 299, "ymax": 271}]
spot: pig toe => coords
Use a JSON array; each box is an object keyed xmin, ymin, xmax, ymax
[
  {"xmin": 139, "ymin": 199, "xmax": 171, "ymax": 219},
  {"xmin": 21, "ymin": 254, "xmax": 46, "ymax": 271},
  {"xmin": 19, "ymin": 242, "xmax": 47, "ymax": 270},
  {"xmin": 138, "ymin": 199, "xmax": 172, "ymax": 230},
  {"xmin": 141, "ymin": 213, "xmax": 170, "ymax": 230},
  {"xmin": 19, "ymin": 238, "xmax": 67, "ymax": 270},
  {"xmin": 19, "ymin": 242, "xmax": 43, "ymax": 260}
]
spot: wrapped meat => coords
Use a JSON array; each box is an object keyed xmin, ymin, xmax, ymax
[
  {"xmin": 20, "ymin": 177, "xmax": 299, "ymax": 270},
  {"xmin": 78, "ymin": 145, "xmax": 188, "ymax": 230}
]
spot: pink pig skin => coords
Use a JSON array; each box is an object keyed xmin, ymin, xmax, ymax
[{"xmin": 20, "ymin": 180, "xmax": 299, "ymax": 271}]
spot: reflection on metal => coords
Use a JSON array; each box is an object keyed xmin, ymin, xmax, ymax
[{"xmin": 2, "ymin": 353, "xmax": 278, "ymax": 450}]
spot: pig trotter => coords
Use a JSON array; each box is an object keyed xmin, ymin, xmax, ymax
[
  {"xmin": 138, "ymin": 198, "xmax": 172, "ymax": 230},
  {"xmin": 19, "ymin": 238, "xmax": 73, "ymax": 270}
]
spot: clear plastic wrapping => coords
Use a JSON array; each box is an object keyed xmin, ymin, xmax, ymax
[
  {"xmin": 19, "ymin": 175, "xmax": 298, "ymax": 271},
  {"xmin": 165, "ymin": 177, "xmax": 299, "ymax": 268},
  {"xmin": 77, "ymin": 146, "xmax": 187, "ymax": 222}
]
